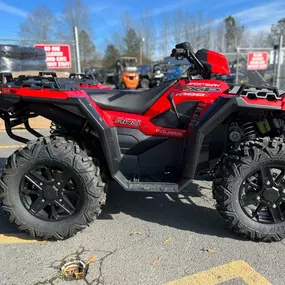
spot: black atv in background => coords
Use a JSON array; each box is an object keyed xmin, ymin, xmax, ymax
[
  {"xmin": 137, "ymin": 63, "xmax": 165, "ymax": 89},
  {"xmin": 85, "ymin": 67, "xmax": 115, "ymax": 85}
]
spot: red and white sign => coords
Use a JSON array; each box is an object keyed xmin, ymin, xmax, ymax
[
  {"xmin": 247, "ymin": 52, "xmax": 268, "ymax": 70},
  {"xmin": 34, "ymin": 44, "xmax": 72, "ymax": 69}
]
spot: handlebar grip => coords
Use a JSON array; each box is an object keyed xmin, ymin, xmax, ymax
[{"xmin": 170, "ymin": 48, "xmax": 186, "ymax": 58}]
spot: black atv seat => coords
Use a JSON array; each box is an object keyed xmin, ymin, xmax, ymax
[{"xmin": 85, "ymin": 80, "xmax": 176, "ymax": 114}]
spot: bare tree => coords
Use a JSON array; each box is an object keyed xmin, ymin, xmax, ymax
[
  {"xmin": 121, "ymin": 11, "xmax": 133, "ymax": 35},
  {"xmin": 251, "ymin": 30, "xmax": 269, "ymax": 47},
  {"xmin": 238, "ymin": 29, "xmax": 251, "ymax": 47},
  {"xmin": 214, "ymin": 23, "xmax": 225, "ymax": 53},
  {"xmin": 79, "ymin": 30, "xmax": 97, "ymax": 69},
  {"xmin": 224, "ymin": 16, "xmax": 244, "ymax": 52},
  {"xmin": 195, "ymin": 12, "xmax": 203, "ymax": 50},
  {"xmin": 268, "ymin": 18, "xmax": 285, "ymax": 47},
  {"xmin": 160, "ymin": 15, "xmax": 171, "ymax": 57},
  {"xmin": 112, "ymin": 32, "xmax": 124, "ymax": 53},
  {"xmin": 140, "ymin": 8, "xmax": 156, "ymax": 60},
  {"xmin": 19, "ymin": 5, "xmax": 56, "ymax": 41},
  {"xmin": 59, "ymin": 0, "xmax": 92, "ymax": 39},
  {"xmin": 184, "ymin": 11, "xmax": 191, "ymax": 42},
  {"xmin": 183, "ymin": 12, "xmax": 205, "ymax": 50},
  {"xmin": 173, "ymin": 9, "xmax": 184, "ymax": 44}
]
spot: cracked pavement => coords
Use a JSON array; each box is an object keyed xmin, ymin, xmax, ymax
[{"xmin": 0, "ymin": 131, "xmax": 284, "ymax": 284}]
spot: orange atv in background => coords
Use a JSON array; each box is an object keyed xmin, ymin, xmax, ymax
[{"xmin": 114, "ymin": 57, "xmax": 139, "ymax": 89}]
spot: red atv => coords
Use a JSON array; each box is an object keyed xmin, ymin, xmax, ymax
[
  {"xmin": 39, "ymin": 71, "xmax": 112, "ymax": 90},
  {"xmin": 67, "ymin": 72, "xmax": 112, "ymax": 90},
  {"xmin": 0, "ymin": 71, "xmax": 112, "ymax": 91},
  {"xmin": 0, "ymin": 42, "xmax": 285, "ymax": 242}
]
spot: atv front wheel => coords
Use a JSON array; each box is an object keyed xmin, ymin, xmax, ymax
[
  {"xmin": 140, "ymin": 78, "xmax": 150, "ymax": 89},
  {"xmin": 0, "ymin": 136, "xmax": 107, "ymax": 240},
  {"xmin": 213, "ymin": 137, "xmax": 285, "ymax": 242}
]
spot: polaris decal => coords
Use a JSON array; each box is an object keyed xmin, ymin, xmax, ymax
[
  {"xmin": 156, "ymin": 129, "xmax": 183, "ymax": 137},
  {"xmin": 115, "ymin": 117, "xmax": 141, "ymax": 126},
  {"xmin": 184, "ymin": 86, "xmax": 221, "ymax": 92}
]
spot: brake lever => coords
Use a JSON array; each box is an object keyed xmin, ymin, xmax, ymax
[{"xmin": 167, "ymin": 92, "xmax": 180, "ymax": 119}]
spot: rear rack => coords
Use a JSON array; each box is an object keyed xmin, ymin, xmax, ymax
[
  {"xmin": 0, "ymin": 71, "xmax": 100, "ymax": 91},
  {"xmin": 0, "ymin": 71, "xmax": 85, "ymax": 144},
  {"xmin": 0, "ymin": 71, "xmax": 103, "ymax": 144},
  {"xmin": 69, "ymin": 72, "xmax": 99, "ymax": 86}
]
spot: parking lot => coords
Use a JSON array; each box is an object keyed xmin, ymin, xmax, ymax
[{"xmin": 0, "ymin": 129, "xmax": 283, "ymax": 285}]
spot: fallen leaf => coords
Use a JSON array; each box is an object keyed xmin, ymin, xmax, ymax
[
  {"xmin": 130, "ymin": 232, "xmax": 142, "ymax": 236},
  {"xmin": 87, "ymin": 256, "xmax": 97, "ymax": 264},
  {"xmin": 206, "ymin": 249, "xmax": 217, "ymax": 253},
  {"xmin": 164, "ymin": 237, "xmax": 172, "ymax": 244},
  {"xmin": 152, "ymin": 258, "xmax": 158, "ymax": 265}
]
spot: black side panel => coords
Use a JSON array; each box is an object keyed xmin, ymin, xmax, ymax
[
  {"xmin": 119, "ymin": 137, "xmax": 184, "ymax": 181},
  {"xmin": 151, "ymin": 101, "xmax": 198, "ymax": 129},
  {"xmin": 53, "ymin": 103, "xmax": 85, "ymax": 117},
  {"xmin": 117, "ymin": 127, "xmax": 168, "ymax": 155},
  {"xmin": 196, "ymin": 123, "xmax": 228, "ymax": 174},
  {"xmin": 0, "ymin": 95, "xmax": 20, "ymax": 111},
  {"xmin": 138, "ymin": 137, "xmax": 184, "ymax": 181},
  {"xmin": 181, "ymin": 96, "xmax": 237, "ymax": 186},
  {"xmin": 28, "ymin": 102, "xmax": 85, "ymax": 131}
]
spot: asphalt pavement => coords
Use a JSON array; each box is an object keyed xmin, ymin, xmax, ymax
[{"xmin": 0, "ymin": 129, "xmax": 283, "ymax": 285}]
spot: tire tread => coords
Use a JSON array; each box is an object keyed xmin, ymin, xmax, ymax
[
  {"xmin": 0, "ymin": 136, "xmax": 107, "ymax": 240},
  {"xmin": 213, "ymin": 137, "xmax": 285, "ymax": 242}
]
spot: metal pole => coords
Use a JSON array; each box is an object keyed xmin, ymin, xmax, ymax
[
  {"xmin": 235, "ymin": 47, "xmax": 239, "ymax": 84},
  {"xmin": 273, "ymin": 45, "xmax": 278, "ymax": 86},
  {"xmin": 276, "ymin": 35, "xmax": 283, "ymax": 90},
  {"xmin": 73, "ymin": 26, "xmax": 81, "ymax": 74},
  {"xmin": 140, "ymin": 37, "xmax": 145, "ymax": 65},
  {"xmin": 140, "ymin": 43, "xmax": 142, "ymax": 65}
]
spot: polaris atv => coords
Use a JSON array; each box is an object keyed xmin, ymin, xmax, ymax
[
  {"xmin": 1, "ymin": 42, "xmax": 285, "ymax": 242},
  {"xmin": 40, "ymin": 71, "xmax": 112, "ymax": 90},
  {"xmin": 138, "ymin": 64, "xmax": 165, "ymax": 89},
  {"xmin": 0, "ymin": 71, "xmax": 112, "ymax": 91}
]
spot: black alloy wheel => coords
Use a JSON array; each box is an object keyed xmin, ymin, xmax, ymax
[
  {"xmin": 0, "ymin": 136, "xmax": 106, "ymax": 240},
  {"xmin": 240, "ymin": 165, "xmax": 285, "ymax": 224},
  {"xmin": 213, "ymin": 137, "xmax": 285, "ymax": 242},
  {"xmin": 20, "ymin": 164, "xmax": 82, "ymax": 222}
]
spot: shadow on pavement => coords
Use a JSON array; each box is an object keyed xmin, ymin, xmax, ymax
[
  {"xmin": 101, "ymin": 181, "xmax": 237, "ymax": 240},
  {"xmin": 0, "ymin": 156, "xmax": 21, "ymax": 235},
  {"xmin": 0, "ymin": 157, "xmax": 6, "ymax": 168},
  {"xmin": 0, "ymin": 208, "xmax": 19, "ymax": 234},
  {"xmin": 0, "ymin": 165, "xmax": 236, "ymax": 240}
]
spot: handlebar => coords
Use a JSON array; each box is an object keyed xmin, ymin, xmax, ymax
[
  {"xmin": 170, "ymin": 42, "xmax": 210, "ymax": 79},
  {"xmin": 171, "ymin": 48, "xmax": 186, "ymax": 58}
]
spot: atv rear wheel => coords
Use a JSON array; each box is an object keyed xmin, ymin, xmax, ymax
[
  {"xmin": 0, "ymin": 136, "xmax": 107, "ymax": 240},
  {"xmin": 213, "ymin": 137, "xmax": 285, "ymax": 242}
]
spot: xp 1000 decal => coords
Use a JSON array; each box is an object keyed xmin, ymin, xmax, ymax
[{"xmin": 184, "ymin": 86, "xmax": 221, "ymax": 93}]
